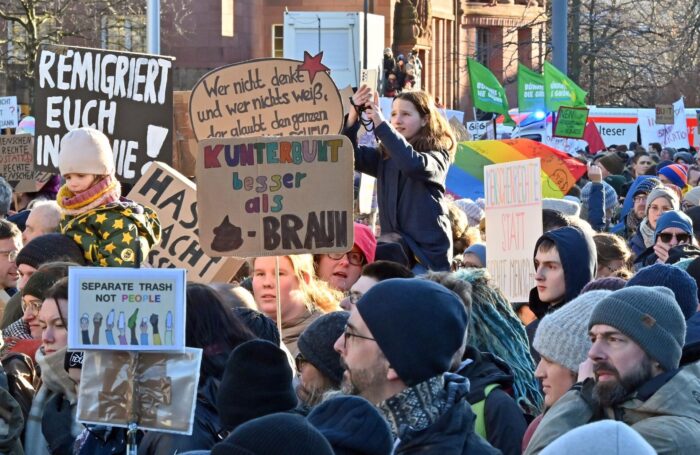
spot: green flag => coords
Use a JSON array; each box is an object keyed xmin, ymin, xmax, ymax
[
  {"xmin": 543, "ymin": 61, "xmax": 587, "ymax": 112},
  {"xmin": 467, "ymin": 58, "xmax": 515, "ymax": 126},
  {"xmin": 517, "ymin": 63, "xmax": 545, "ymax": 112}
]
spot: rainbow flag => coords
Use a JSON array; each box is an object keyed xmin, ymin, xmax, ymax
[{"xmin": 446, "ymin": 139, "xmax": 587, "ymax": 199}]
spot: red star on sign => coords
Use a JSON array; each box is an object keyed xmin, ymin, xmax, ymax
[{"xmin": 297, "ymin": 51, "xmax": 330, "ymax": 83}]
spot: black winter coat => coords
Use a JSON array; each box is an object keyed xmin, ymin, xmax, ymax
[
  {"xmin": 457, "ymin": 347, "xmax": 527, "ymax": 455},
  {"xmin": 394, "ymin": 373, "xmax": 501, "ymax": 455},
  {"xmin": 138, "ymin": 377, "xmax": 222, "ymax": 455}
]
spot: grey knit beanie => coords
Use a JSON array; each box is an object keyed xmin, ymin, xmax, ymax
[
  {"xmin": 533, "ymin": 290, "xmax": 611, "ymax": 371},
  {"xmin": 543, "ymin": 198, "xmax": 581, "ymax": 217},
  {"xmin": 645, "ymin": 187, "xmax": 680, "ymax": 215},
  {"xmin": 588, "ymin": 286, "xmax": 686, "ymax": 371}
]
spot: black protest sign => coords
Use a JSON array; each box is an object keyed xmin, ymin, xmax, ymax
[
  {"xmin": 0, "ymin": 134, "xmax": 34, "ymax": 187},
  {"xmin": 34, "ymin": 44, "xmax": 174, "ymax": 183}
]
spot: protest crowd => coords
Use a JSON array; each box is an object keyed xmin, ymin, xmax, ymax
[{"xmin": 1, "ymin": 43, "xmax": 700, "ymax": 455}]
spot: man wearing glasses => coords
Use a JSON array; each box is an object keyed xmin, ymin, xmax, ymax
[
  {"xmin": 0, "ymin": 219, "xmax": 22, "ymax": 313},
  {"xmin": 634, "ymin": 210, "xmax": 695, "ymax": 270},
  {"xmin": 333, "ymin": 278, "xmax": 499, "ymax": 453}
]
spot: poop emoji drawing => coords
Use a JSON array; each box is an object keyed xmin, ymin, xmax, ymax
[{"xmin": 211, "ymin": 216, "xmax": 243, "ymax": 252}]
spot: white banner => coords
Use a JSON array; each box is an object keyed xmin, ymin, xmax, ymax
[
  {"xmin": 484, "ymin": 159, "xmax": 543, "ymax": 302},
  {"xmin": 639, "ymin": 98, "xmax": 690, "ymax": 149}
]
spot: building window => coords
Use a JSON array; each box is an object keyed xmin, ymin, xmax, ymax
[
  {"xmin": 272, "ymin": 24, "xmax": 283, "ymax": 58},
  {"xmin": 7, "ymin": 22, "xmax": 27, "ymax": 63},
  {"xmin": 7, "ymin": 20, "xmax": 57, "ymax": 63},
  {"xmin": 222, "ymin": 0, "xmax": 234, "ymax": 37},
  {"xmin": 101, "ymin": 16, "xmax": 146, "ymax": 52},
  {"xmin": 475, "ymin": 27, "xmax": 489, "ymax": 65}
]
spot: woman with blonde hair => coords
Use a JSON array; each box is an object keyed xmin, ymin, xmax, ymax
[{"xmin": 251, "ymin": 254, "xmax": 341, "ymax": 355}]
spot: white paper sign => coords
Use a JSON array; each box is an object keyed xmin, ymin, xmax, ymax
[
  {"xmin": 0, "ymin": 96, "xmax": 18, "ymax": 129},
  {"xmin": 67, "ymin": 267, "xmax": 187, "ymax": 352},
  {"xmin": 484, "ymin": 159, "xmax": 543, "ymax": 302},
  {"xmin": 639, "ymin": 98, "xmax": 690, "ymax": 149},
  {"xmin": 358, "ymin": 173, "xmax": 376, "ymax": 214}
]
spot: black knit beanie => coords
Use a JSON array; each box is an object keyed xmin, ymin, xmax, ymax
[
  {"xmin": 356, "ymin": 278, "xmax": 468, "ymax": 386},
  {"xmin": 685, "ymin": 257, "xmax": 700, "ymax": 308},
  {"xmin": 22, "ymin": 266, "xmax": 68, "ymax": 300},
  {"xmin": 626, "ymin": 264, "xmax": 698, "ymax": 320},
  {"xmin": 15, "ymin": 233, "xmax": 86, "ymax": 269},
  {"xmin": 298, "ymin": 311, "xmax": 349, "ymax": 385},
  {"xmin": 232, "ymin": 308, "xmax": 280, "ymax": 346},
  {"xmin": 212, "ymin": 413, "xmax": 334, "ymax": 455},
  {"xmin": 307, "ymin": 395, "xmax": 393, "ymax": 455},
  {"xmin": 216, "ymin": 339, "xmax": 297, "ymax": 431}
]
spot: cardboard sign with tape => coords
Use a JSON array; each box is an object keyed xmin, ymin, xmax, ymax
[
  {"xmin": 196, "ymin": 135, "xmax": 354, "ymax": 257},
  {"xmin": 189, "ymin": 54, "xmax": 343, "ymax": 140},
  {"xmin": 128, "ymin": 161, "xmax": 245, "ymax": 282}
]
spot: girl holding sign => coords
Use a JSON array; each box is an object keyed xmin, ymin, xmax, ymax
[{"xmin": 346, "ymin": 87, "xmax": 456, "ymax": 272}]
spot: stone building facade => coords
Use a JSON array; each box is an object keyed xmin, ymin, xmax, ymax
[{"xmin": 2, "ymin": 0, "xmax": 545, "ymax": 114}]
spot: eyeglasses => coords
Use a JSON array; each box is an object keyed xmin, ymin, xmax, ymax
[
  {"xmin": 21, "ymin": 297, "xmax": 42, "ymax": 315},
  {"xmin": 633, "ymin": 195, "xmax": 647, "ymax": 204},
  {"xmin": 0, "ymin": 250, "xmax": 18, "ymax": 262},
  {"xmin": 327, "ymin": 252, "xmax": 365, "ymax": 266},
  {"xmin": 342, "ymin": 325, "xmax": 376, "ymax": 349},
  {"xmin": 295, "ymin": 351, "xmax": 307, "ymax": 371},
  {"xmin": 658, "ymin": 232, "xmax": 691, "ymax": 244},
  {"xmin": 346, "ymin": 291, "xmax": 363, "ymax": 306}
]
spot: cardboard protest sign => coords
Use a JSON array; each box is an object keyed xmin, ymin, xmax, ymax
[
  {"xmin": 14, "ymin": 171, "xmax": 53, "ymax": 193},
  {"xmin": 639, "ymin": 98, "xmax": 690, "ymax": 149},
  {"xmin": 484, "ymin": 159, "xmax": 543, "ymax": 302},
  {"xmin": 449, "ymin": 117, "xmax": 469, "ymax": 142},
  {"xmin": 34, "ymin": 44, "xmax": 174, "ymax": 182},
  {"xmin": 655, "ymin": 104, "xmax": 674, "ymax": 124},
  {"xmin": 189, "ymin": 54, "xmax": 343, "ymax": 140},
  {"xmin": 67, "ymin": 267, "xmax": 186, "ymax": 352},
  {"xmin": 196, "ymin": 135, "xmax": 354, "ymax": 257},
  {"xmin": 466, "ymin": 121, "xmax": 494, "ymax": 140},
  {"xmin": 0, "ymin": 96, "xmax": 18, "ymax": 128},
  {"xmin": 0, "ymin": 135, "xmax": 34, "ymax": 187},
  {"xmin": 358, "ymin": 174, "xmax": 376, "ymax": 214},
  {"xmin": 553, "ymin": 107, "xmax": 589, "ymax": 139},
  {"xmin": 78, "ymin": 348, "xmax": 201, "ymax": 434},
  {"xmin": 172, "ymin": 91, "xmax": 197, "ymax": 177},
  {"xmin": 339, "ymin": 85, "xmax": 354, "ymax": 117},
  {"xmin": 128, "ymin": 161, "xmax": 245, "ymax": 282}
]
